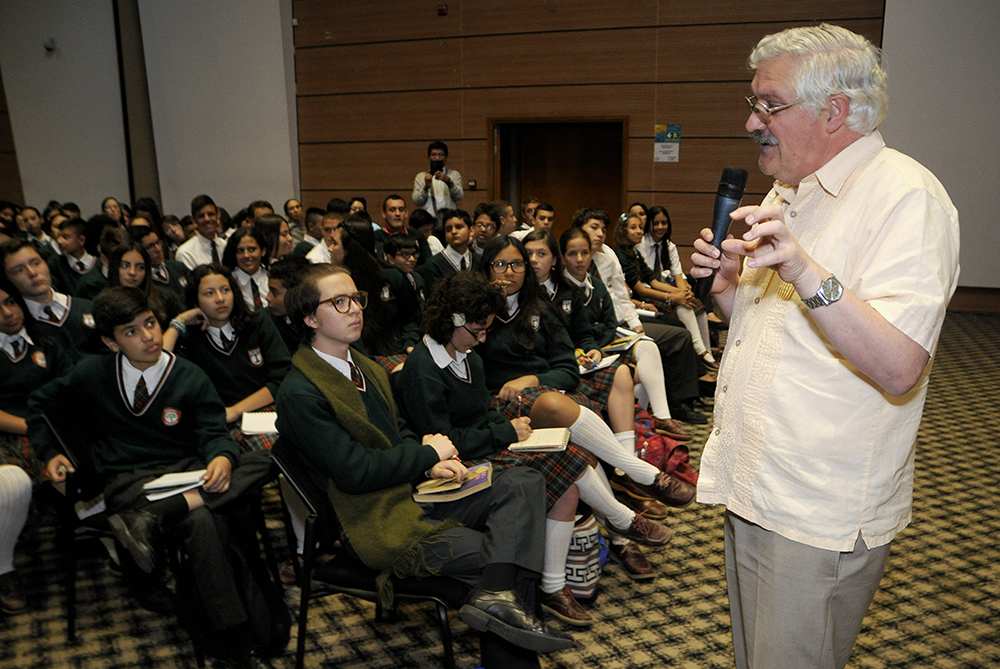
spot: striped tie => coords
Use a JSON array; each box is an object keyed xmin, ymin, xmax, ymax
[{"xmin": 133, "ymin": 376, "xmax": 149, "ymax": 412}]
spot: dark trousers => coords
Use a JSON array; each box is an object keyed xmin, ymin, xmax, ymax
[
  {"xmin": 104, "ymin": 451, "xmax": 274, "ymax": 630},
  {"xmin": 637, "ymin": 319, "xmax": 701, "ymax": 403}
]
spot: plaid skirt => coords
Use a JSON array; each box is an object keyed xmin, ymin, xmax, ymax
[
  {"xmin": 229, "ymin": 405, "xmax": 278, "ymax": 452},
  {"xmin": 575, "ymin": 356, "xmax": 633, "ymax": 412},
  {"xmin": 490, "ymin": 384, "xmax": 601, "ymax": 420},
  {"xmin": 0, "ymin": 432, "xmax": 44, "ymax": 484},
  {"xmin": 488, "ymin": 446, "xmax": 589, "ymax": 511},
  {"xmin": 372, "ymin": 353, "xmax": 408, "ymax": 375}
]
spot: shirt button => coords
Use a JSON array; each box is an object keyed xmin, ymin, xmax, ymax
[
  {"xmin": 722, "ymin": 385, "xmax": 728, "ymax": 393},
  {"xmin": 789, "ymin": 211, "xmax": 797, "ymax": 218},
  {"xmin": 735, "ymin": 339, "xmax": 741, "ymax": 346},
  {"xmin": 714, "ymin": 428, "xmax": 721, "ymax": 436},
  {"xmin": 754, "ymin": 298, "xmax": 760, "ymax": 304}
]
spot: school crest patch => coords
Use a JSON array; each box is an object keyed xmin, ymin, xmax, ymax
[
  {"xmin": 561, "ymin": 300, "xmax": 573, "ymax": 314},
  {"xmin": 380, "ymin": 285, "xmax": 391, "ymax": 301},
  {"xmin": 32, "ymin": 351, "xmax": 47, "ymax": 368},
  {"xmin": 530, "ymin": 314, "xmax": 541, "ymax": 330},
  {"xmin": 248, "ymin": 347, "xmax": 263, "ymax": 367},
  {"xmin": 162, "ymin": 408, "xmax": 181, "ymax": 426},
  {"xmin": 82, "ymin": 313, "xmax": 96, "ymax": 328}
]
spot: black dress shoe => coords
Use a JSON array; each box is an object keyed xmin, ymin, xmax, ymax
[
  {"xmin": 672, "ymin": 403, "xmax": 708, "ymax": 425},
  {"xmin": 0, "ymin": 570, "xmax": 26, "ymax": 614},
  {"xmin": 460, "ymin": 587, "xmax": 575, "ymax": 653},
  {"xmin": 133, "ymin": 583, "xmax": 175, "ymax": 614},
  {"xmin": 108, "ymin": 510, "xmax": 159, "ymax": 574}
]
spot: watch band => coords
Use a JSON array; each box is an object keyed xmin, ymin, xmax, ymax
[{"xmin": 803, "ymin": 275, "xmax": 844, "ymax": 309}]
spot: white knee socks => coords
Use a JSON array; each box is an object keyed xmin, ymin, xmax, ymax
[
  {"xmin": 0, "ymin": 466, "xmax": 32, "ymax": 575},
  {"xmin": 574, "ymin": 466, "xmax": 634, "ymax": 530},
  {"xmin": 541, "ymin": 518, "xmax": 574, "ymax": 594},
  {"xmin": 633, "ymin": 339, "xmax": 672, "ymax": 419},
  {"xmin": 570, "ymin": 406, "xmax": 659, "ymax": 485}
]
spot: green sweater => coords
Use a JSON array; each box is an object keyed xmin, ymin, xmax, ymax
[
  {"xmin": 30, "ymin": 295, "xmax": 106, "ymax": 362},
  {"xmin": 27, "ymin": 351, "xmax": 238, "ymax": 475},
  {"xmin": 0, "ymin": 339, "xmax": 71, "ymax": 419},
  {"xmin": 396, "ymin": 339, "xmax": 518, "ymax": 459}
]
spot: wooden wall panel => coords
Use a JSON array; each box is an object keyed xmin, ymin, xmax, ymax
[
  {"xmin": 300, "ymin": 139, "xmax": 489, "ymax": 194},
  {"xmin": 464, "ymin": 84, "xmax": 655, "ymax": 140},
  {"xmin": 463, "ymin": 29, "xmax": 656, "ymax": 89},
  {"xmin": 300, "ymin": 189, "xmax": 490, "ymax": 220},
  {"xmin": 292, "ymin": 0, "xmax": 462, "ymax": 48},
  {"xmin": 462, "ymin": 0, "xmax": 658, "ymax": 36},
  {"xmin": 298, "ymin": 90, "xmax": 465, "ymax": 144},
  {"xmin": 296, "ymin": 39, "xmax": 463, "ymax": 96},
  {"xmin": 658, "ymin": 0, "xmax": 884, "ymax": 27},
  {"xmin": 652, "ymin": 82, "xmax": 757, "ymax": 138},
  {"xmin": 655, "ymin": 19, "xmax": 883, "ymax": 83},
  {"xmin": 627, "ymin": 137, "xmax": 773, "ymax": 195}
]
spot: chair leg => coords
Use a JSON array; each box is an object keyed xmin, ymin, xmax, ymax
[
  {"xmin": 65, "ymin": 528, "xmax": 77, "ymax": 642},
  {"xmin": 294, "ymin": 520, "xmax": 316, "ymax": 669},
  {"xmin": 250, "ymin": 495, "xmax": 281, "ymax": 587},
  {"xmin": 170, "ymin": 543, "xmax": 206, "ymax": 668},
  {"xmin": 436, "ymin": 602, "xmax": 456, "ymax": 669}
]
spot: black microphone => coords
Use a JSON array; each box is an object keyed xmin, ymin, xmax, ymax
[{"xmin": 694, "ymin": 166, "xmax": 749, "ymax": 306}]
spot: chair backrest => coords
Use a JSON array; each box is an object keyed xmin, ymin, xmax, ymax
[
  {"xmin": 271, "ymin": 438, "xmax": 342, "ymax": 554},
  {"xmin": 43, "ymin": 398, "xmax": 106, "ymax": 503}
]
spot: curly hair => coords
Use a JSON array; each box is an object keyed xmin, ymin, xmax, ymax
[{"xmin": 423, "ymin": 272, "xmax": 505, "ymax": 346}]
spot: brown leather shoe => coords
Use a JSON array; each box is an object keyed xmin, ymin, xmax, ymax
[
  {"xmin": 540, "ymin": 586, "xmax": 593, "ymax": 627},
  {"xmin": 608, "ymin": 513, "xmax": 672, "ymax": 547},
  {"xmin": 632, "ymin": 472, "xmax": 696, "ymax": 508},
  {"xmin": 613, "ymin": 488, "xmax": 670, "ymax": 520},
  {"xmin": 0, "ymin": 570, "xmax": 26, "ymax": 614},
  {"xmin": 608, "ymin": 542, "xmax": 655, "ymax": 580},
  {"xmin": 651, "ymin": 417, "xmax": 693, "ymax": 442}
]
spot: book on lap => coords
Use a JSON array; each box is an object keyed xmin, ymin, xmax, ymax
[
  {"xmin": 413, "ymin": 462, "xmax": 492, "ymax": 503},
  {"xmin": 143, "ymin": 469, "xmax": 206, "ymax": 501},
  {"xmin": 508, "ymin": 427, "xmax": 571, "ymax": 452}
]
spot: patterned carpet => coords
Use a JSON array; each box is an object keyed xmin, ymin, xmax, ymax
[{"xmin": 1, "ymin": 311, "xmax": 998, "ymax": 668}]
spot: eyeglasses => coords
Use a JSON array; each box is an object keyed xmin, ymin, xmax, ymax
[
  {"xmin": 318, "ymin": 291, "xmax": 368, "ymax": 313},
  {"xmin": 394, "ymin": 251, "xmax": 418, "ymax": 260},
  {"xmin": 474, "ymin": 222, "xmax": 496, "ymax": 231},
  {"xmin": 745, "ymin": 95, "xmax": 800, "ymax": 124},
  {"xmin": 461, "ymin": 324, "xmax": 491, "ymax": 341},
  {"xmin": 489, "ymin": 260, "xmax": 526, "ymax": 273}
]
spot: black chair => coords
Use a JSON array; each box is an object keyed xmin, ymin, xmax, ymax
[
  {"xmin": 42, "ymin": 402, "xmax": 207, "ymax": 667},
  {"xmin": 271, "ymin": 439, "xmax": 470, "ymax": 669}
]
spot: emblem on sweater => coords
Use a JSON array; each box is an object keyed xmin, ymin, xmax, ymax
[
  {"xmin": 162, "ymin": 408, "xmax": 181, "ymax": 426},
  {"xmin": 562, "ymin": 300, "xmax": 573, "ymax": 314},
  {"xmin": 82, "ymin": 314, "xmax": 95, "ymax": 328},
  {"xmin": 530, "ymin": 314, "xmax": 540, "ymax": 330},
  {"xmin": 32, "ymin": 351, "xmax": 47, "ymax": 368},
  {"xmin": 380, "ymin": 285, "xmax": 391, "ymax": 301},
  {"xmin": 248, "ymin": 347, "xmax": 263, "ymax": 367}
]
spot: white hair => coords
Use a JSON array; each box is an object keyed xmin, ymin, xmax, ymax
[{"xmin": 749, "ymin": 23, "xmax": 888, "ymax": 134}]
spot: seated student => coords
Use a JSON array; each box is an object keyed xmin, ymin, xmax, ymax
[
  {"xmin": 1, "ymin": 239, "xmax": 104, "ymax": 362},
  {"xmin": 283, "ymin": 199, "xmax": 306, "ymax": 243},
  {"xmin": 474, "ymin": 236, "xmax": 691, "ymax": 515},
  {"xmin": 290, "ymin": 207, "xmax": 325, "ymax": 258},
  {"xmin": 383, "ymin": 234, "xmax": 426, "ymax": 313},
  {"xmin": 254, "ymin": 214, "xmax": 294, "ymax": 265},
  {"xmin": 176, "ymin": 195, "xmax": 227, "ymax": 271},
  {"xmin": 336, "ymin": 216, "xmax": 420, "ymax": 357},
  {"xmin": 375, "ymin": 195, "xmax": 432, "ymax": 266},
  {"xmin": 305, "ymin": 210, "xmax": 346, "ymax": 265},
  {"xmin": 613, "ymin": 211, "xmax": 716, "ymax": 368},
  {"xmin": 510, "ymin": 202, "xmax": 554, "ymax": 241},
  {"xmin": 75, "ymin": 226, "xmax": 131, "ymax": 301},
  {"xmin": 348, "ymin": 196, "xmax": 366, "ymax": 215},
  {"xmin": 396, "ymin": 272, "xmax": 660, "ymax": 622},
  {"xmin": 572, "ymin": 208, "xmax": 710, "ymax": 424},
  {"xmin": 160, "ymin": 215, "xmax": 187, "ymax": 258},
  {"xmin": 263, "ymin": 254, "xmax": 309, "ymax": 354},
  {"xmin": 20, "ymin": 206, "xmax": 56, "ymax": 261},
  {"xmin": 275, "ymin": 263, "xmax": 573, "ymax": 665},
  {"xmin": 416, "ymin": 208, "xmax": 479, "ymax": 298},
  {"xmin": 222, "ymin": 228, "xmax": 270, "ymax": 312},
  {"xmin": 551, "ymin": 228, "xmax": 693, "ymax": 442},
  {"xmin": 408, "ymin": 208, "xmax": 444, "ymax": 256},
  {"xmin": 28, "ymin": 286, "xmax": 279, "ymax": 669},
  {"xmin": 0, "ymin": 276, "xmax": 72, "ymax": 615},
  {"xmin": 165, "ymin": 264, "xmax": 290, "ymax": 451},
  {"xmin": 472, "ymin": 202, "xmax": 501, "ymax": 255},
  {"xmin": 47, "ymin": 217, "xmax": 102, "ymax": 296},
  {"xmin": 107, "ymin": 240, "xmax": 183, "ymax": 329},
  {"xmin": 133, "ymin": 226, "xmax": 188, "ymax": 304}
]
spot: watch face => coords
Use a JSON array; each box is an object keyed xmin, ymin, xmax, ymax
[{"xmin": 824, "ymin": 276, "xmax": 844, "ymax": 302}]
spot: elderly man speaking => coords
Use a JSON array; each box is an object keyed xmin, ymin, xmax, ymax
[{"xmin": 691, "ymin": 24, "xmax": 960, "ymax": 669}]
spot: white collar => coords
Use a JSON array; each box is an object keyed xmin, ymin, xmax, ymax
[
  {"xmin": 121, "ymin": 350, "xmax": 171, "ymax": 405},
  {"xmin": 442, "ymin": 245, "xmax": 471, "ymax": 270},
  {"xmin": 207, "ymin": 322, "xmax": 236, "ymax": 348},
  {"xmin": 0, "ymin": 327, "xmax": 33, "ymax": 358},
  {"xmin": 234, "ymin": 266, "xmax": 266, "ymax": 284},
  {"xmin": 505, "ymin": 292, "xmax": 520, "ymax": 314},
  {"xmin": 68, "ymin": 252, "xmax": 96, "ymax": 272},
  {"xmin": 25, "ymin": 291, "xmax": 69, "ymax": 321},
  {"xmin": 563, "ymin": 270, "xmax": 593, "ymax": 291},
  {"xmin": 423, "ymin": 334, "xmax": 470, "ymax": 381},
  {"xmin": 312, "ymin": 346, "xmax": 356, "ymax": 383}
]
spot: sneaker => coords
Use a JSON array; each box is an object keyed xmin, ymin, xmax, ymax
[{"xmin": 540, "ymin": 586, "xmax": 593, "ymax": 627}]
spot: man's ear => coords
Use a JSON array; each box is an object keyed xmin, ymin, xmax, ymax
[
  {"xmin": 101, "ymin": 335, "xmax": 120, "ymax": 353},
  {"xmin": 826, "ymin": 93, "xmax": 851, "ymax": 133}
]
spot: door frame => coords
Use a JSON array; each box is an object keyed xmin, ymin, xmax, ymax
[{"xmin": 488, "ymin": 116, "xmax": 630, "ymax": 215}]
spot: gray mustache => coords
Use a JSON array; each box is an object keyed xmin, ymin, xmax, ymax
[{"xmin": 750, "ymin": 130, "xmax": 779, "ymax": 146}]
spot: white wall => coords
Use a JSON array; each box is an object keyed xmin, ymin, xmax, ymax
[
  {"xmin": 882, "ymin": 0, "xmax": 999, "ymax": 288},
  {"xmin": 137, "ymin": 0, "xmax": 297, "ymax": 218},
  {"xmin": 0, "ymin": 0, "xmax": 130, "ymax": 215}
]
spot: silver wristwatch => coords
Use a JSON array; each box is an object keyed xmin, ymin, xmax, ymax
[{"xmin": 803, "ymin": 275, "xmax": 844, "ymax": 309}]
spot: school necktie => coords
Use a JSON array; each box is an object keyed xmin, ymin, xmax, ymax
[
  {"xmin": 76, "ymin": 260, "xmax": 86, "ymax": 272},
  {"xmin": 250, "ymin": 280, "xmax": 262, "ymax": 308},
  {"xmin": 349, "ymin": 362, "xmax": 364, "ymax": 390},
  {"xmin": 10, "ymin": 337, "xmax": 23, "ymax": 357},
  {"xmin": 133, "ymin": 376, "xmax": 149, "ymax": 412},
  {"xmin": 220, "ymin": 331, "xmax": 233, "ymax": 352},
  {"xmin": 653, "ymin": 242, "xmax": 662, "ymax": 277},
  {"xmin": 459, "ymin": 256, "xmax": 467, "ymax": 272},
  {"xmin": 42, "ymin": 306, "xmax": 58, "ymax": 323},
  {"xmin": 210, "ymin": 241, "xmax": 220, "ymax": 265},
  {"xmin": 153, "ymin": 266, "xmax": 167, "ymax": 282}
]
